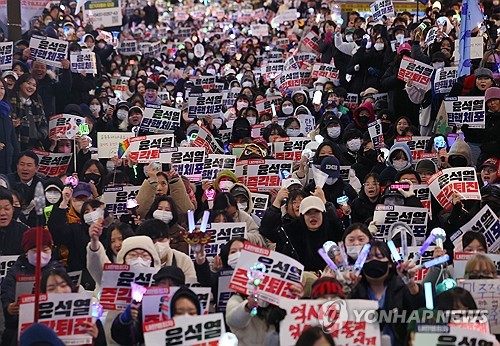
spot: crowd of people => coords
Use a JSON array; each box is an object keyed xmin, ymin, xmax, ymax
[{"xmin": 0, "ymin": 0, "xmax": 499, "ymax": 344}]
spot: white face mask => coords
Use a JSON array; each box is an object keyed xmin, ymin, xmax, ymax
[
  {"xmin": 125, "ymin": 70, "xmax": 133, "ymax": 77},
  {"xmin": 207, "ymin": 68, "xmax": 216, "ymax": 75},
  {"xmin": 83, "ymin": 209, "xmax": 103, "ymax": 225},
  {"xmin": 393, "ymin": 160, "xmax": 408, "ymax": 171},
  {"xmin": 153, "ymin": 210, "xmax": 173, "ymax": 224},
  {"xmin": 247, "ymin": 117, "xmax": 257, "ymax": 125},
  {"xmin": 346, "ymin": 245, "xmax": 363, "ymax": 260},
  {"xmin": 127, "ymin": 257, "xmax": 152, "ymax": 267},
  {"xmin": 282, "ymin": 105, "xmax": 294, "ymax": 115},
  {"xmin": 155, "ymin": 241, "xmax": 170, "ymax": 259},
  {"xmin": 237, "ymin": 202, "xmax": 248, "ymax": 211},
  {"xmin": 227, "ymin": 251, "xmax": 241, "ymax": 269},
  {"xmin": 347, "ymin": 138, "xmax": 362, "ymax": 152},
  {"xmin": 433, "ymin": 61, "xmax": 445, "ymax": 69},
  {"xmin": 242, "ymin": 81, "xmax": 253, "ymax": 88},
  {"xmin": 89, "ymin": 105, "xmax": 101, "ymax": 113},
  {"xmin": 374, "ymin": 43, "xmax": 384, "ymax": 51},
  {"xmin": 212, "ymin": 118, "xmax": 223, "ymax": 129},
  {"xmin": 219, "ymin": 181, "xmax": 234, "ymax": 191},
  {"xmin": 188, "ymin": 52, "xmax": 195, "ymax": 60},
  {"xmin": 346, "ymin": 34, "xmax": 354, "ymax": 42},
  {"xmin": 45, "ymin": 190, "xmax": 62, "ymax": 204},
  {"xmin": 117, "ymin": 109, "xmax": 128, "ymax": 120},
  {"xmin": 396, "ymin": 34, "xmax": 405, "ymax": 42},
  {"xmin": 287, "ymin": 128, "xmax": 301, "ymax": 137},
  {"xmin": 236, "ymin": 101, "xmax": 248, "ymax": 111},
  {"xmin": 327, "ymin": 127, "xmax": 341, "ymax": 139},
  {"xmin": 27, "ymin": 251, "xmax": 52, "ymax": 267}
]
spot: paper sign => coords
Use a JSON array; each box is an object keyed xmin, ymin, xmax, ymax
[
  {"xmin": 190, "ymin": 124, "xmax": 225, "ymax": 154},
  {"xmin": 193, "ymin": 76, "xmax": 216, "ymax": 91},
  {"xmin": 434, "ymin": 67, "xmax": 458, "ymax": 94},
  {"xmin": 70, "ymin": 50, "xmax": 96, "ymax": 74},
  {"xmin": 444, "ymin": 96, "xmax": 486, "ymax": 129},
  {"xmin": 272, "ymin": 137, "xmax": 312, "ymax": 161},
  {"xmin": 370, "ymin": 0, "xmax": 395, "ymax": 21},
  {"xmin": 159, "ymin": 147, "xmax": 205, "ymax": 180},
  {"xmin": 125, "ymin": 134, "xmax": 175, "ymax": 163},
  {"xmin": 140, "ymin": 105, "xmax": 181, "ymax": 134},
  {"xmin": 202, "ymin": 154, "xmax": 236, "ymax": 180},
  {"xmin": 118, "ymin": 40, "xmax": 138, "ymax": 56},
  {"xmin": 251, "ymin": 193, "xmax": 270, "ymax": 220},
  {"xmin": 368, "ymin": 120, "xmax": 385, "ymax": 150},
  {"xmin": 49, "ymin": 114, "xmax": 86, "ymax": 140},
  {"xmin": 217, "ymin": 270, "xmax": 235, "ymax": 312},
  {"xmin": 83, "ymin": 0, "xmax": 122, "ymax": 28},
  {"xmin": 111, "ymin": 76, "xmax": 130, "ymax": 92},
  {"xmin": 397, "ymin": 56, "xmax": 434, "ymax": 90},
  {"xmin": 0, "ymin": 42, "xmax": 13, "ymax": 70},
  {"xmin": 274, "ymin": 70, "xmax": 312, "ymax": 94},
  {"xmin": 395, "ymin": 136, "xmax": 431, "ymax": 162},
  {"xmin": 255, "ymin": 96, "xmax": 282, "ymax": 116},
  {"xmin": 187, "ymin": 92, "xmax": 223, "ymax": 119},
  {"xmin": 413, "ymin": 184, "xmax": 432, "ymax": 220},
  {"xmin": 97, "ymin": 132, "xmax": 131, "ymax": 158},
  {"xmin": 301, "ymin": 30, "xmax": 320, "ymax": 52},
  {"xmin": 298, "ymin": 115, "xmax": 315, "ymax": 135},
  {"xmin": 0, "ymin": 255, "xmax": 17, "ymax": 285},
  {"xmin": 373, "ymin": 205, "xmax": 428, "ymax": 245},
  {"xmin": 454, "ymin": 252, "xmax": 500, "ymax": 279},
  {"xmin": 33, "ymin": 149, "xmax": 71, "ymax": 177},
  {"xmin": 414, "ymin": 325, "xmax": 498, "ymax": 345},
  {"xmin": 251, "ymin": 24, "xmax": 269, "ymax": 37},
  {"xmin": 101, "ymin": 186, "xmax": 140, "ymax": 216},
  {"xmin": 241, "ymin": 159, "xmax": 293, "ymax": 192},
  {"xmin": 29, "ymin": 35, "xmax": 68, "ymax": 68},
  {"xmin": 311, "ymin": 63, "xmax": 340, "ymax": 82}
]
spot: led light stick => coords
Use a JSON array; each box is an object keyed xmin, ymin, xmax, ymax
[
  {"xmin": 337, "ymin": 241, "xmax": 350, "ymax": 270},
  {"xmin": 387, "ymin": 240, "xmax": 403, "ymax": 264},
  {"xmin": 131, "ymin": 282, "xmax": 148, "ymax": 303},
  {"xmin": 424, "ymin": 282, "xmax": 434, "ymax": 310},
  {"xmin": 413, "ymin": 254, "xmax": 450, "ymax": 272},
  {"xmin": 432, "ymin": 228, "xmax": 446, "ymax": 249},
  {"xmin": 182, "ymin": 211, "xmax": 212, "ymax": 254},
  {"xmin": 410, "ymin": 233, "xmax": 436, "ymax": 265},
  {"xmin": 247, "ymin": 263, "xmax": 266, "ymax": 316},
  {"xmin": 33, "ymin": 182, "xmax": 46, "ymax": 323},
  {"xmin": 64, "ymin": 176, "xmax": 78, "ymax": 189},
  {"xmin": 187, "ymin": 210, "xmax": 196, "ymax": 233},
  {"xmin": 91, "ymin": 302, "xmax": 103, "ymax": 323},
  {"xmin": 353, "ymin": 243, "xmax": 371, "ymax": 276}
]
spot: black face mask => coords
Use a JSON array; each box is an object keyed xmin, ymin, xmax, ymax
[
  {"xmin": 359, "ymin": 116, "xmax": 370, "ymax": 125},
  {"xmin": 382, "ymin": 123, "xmax": 391, "ymax": 134},
  {"xmin": 83, "ymin": 173, "xmax": 101, "ymax": 185},
  {"xmin": 13, "ymin": 206, "xmax": 22, "ymax": 220},
  {"xmin": 448, "ymin": 156, "xmax": 468, "ymax": 167},
  {"xmin": 363, "ymin": 260, "xmax": 389, "ymax": 278},
  {"xmin": 234, "ymin": 128, "xmax": 249, "ymax": 140}
]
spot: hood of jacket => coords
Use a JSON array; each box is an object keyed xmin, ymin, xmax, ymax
[
  {"xmin": 353, "ymin": 102, "xmax": 375, "ymax": 129},
  {"xmin": 448, "ymin": 137, "xmax": 472, "ymax": 166},
  {"xmin": 387, "ymin": 142, "xmax": 413, "ymax": 169},
  {"xmin": 116, "ymin": 235, "xmax": 161, "ymax": 267},
  {"xmin": 293, "ymin": 104, "xmax": 313, "ymax": 118}
]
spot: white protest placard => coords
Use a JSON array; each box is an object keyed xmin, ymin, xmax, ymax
[
  {"xmin": 368, "ymin": 120, "xmax": 385, "ymax": 150},
  {"xmin": 189, "ymin": 222, "xmax": 246, "ymax": 264},
  {"xmin": 0, "ymin": 42, "xmax": 13, "ymax": 70},
  {"xmin": 311, "ymin": 63, "xmax": 340, "ymax": 82},
  {"xmin": 459, "ymin": 279, "xmax": 500, "ymax": 334},
  {"xmin": 339, "ymin": 166, "xmax": 351, "ymax": 184},
  {"xmin": 251, "ymin": 24, "xmax": 269, "ymax": 37},
  {"xmin": 261, "ymin": 63, "xmax": 285, "ymax": 83},
  {"xmin": 101, "ymin": 185, "xmax": 140, "ymax": 216},
  {"xmin": 295, "ymin": 53, "xmax": 318, "ymax": 66},
  {"xmin": 126, "ymin": 134, "xmax": 175, "ymax": 163},
  {"xmin": 99, "ymin": 263, "xmax": 155, "ymax": 311},
  {"xmin": 425, "ymin": 27, "xmax": 439, "ymax": 46},
  {"xmin": 0, "ymin": 255, "xmax": 17, "ymax": 285},
  {"xmin": 229, "ymin": 242, "xmax": 304, "ymax": 305},
  {"xmin": 48, "ymin": 114, "xmax": 86, "ymax": 140},
  {"xmin": 97, "ymin": 132, "xmax": 131, "ymax": 158},
  {"xmin": 159, "ymin": 147, "xmax": 205, "ymax": 180},
  {"xmin": 414, "ymin": 325, "xmax": 498, "ymax": 345},
  {"xmin": 140, "ymin": 105, "xmax": 181, "ymax": 134},
  {"xmin": 470, "ymin": 36, "xmax": 485, "ymax": 59},
  {"xmin": 434, "ymin": 67, "xmax": 458, "ymax": 94},
  {"xmin": 395, "ymin": 136, "xmax": 431, "ymax": 162},
  {"xmin": 370, "ymin": 0, "xmax": 394, "ymax": 21},
  {"xmin": 143, "ymin": 313, "xmax": 225, "ymax": 345},
  {"xmin": 244, "ymin": 159, "xmax": 293, "ymax": 192},
  {"xmin": 428, "ymin": 167, "xmax": 481, "ymax": 211},
  {"xmin": 111, "ymin": 76, "xmax": 130, "ymax": 92},
  {"xmin": 275, "ymin": 9, "xmax": 298, "ymax": 24},
  {"xmin": 15, "ymin": 275, "xmax": 35, "ymax": 299},
  {"xmin": 70, "ymin": 50, "xmax": 96, "ymax": 74},
  {"xmin": 187, "ymin": 92, "xmax": 223, "ymax": 119},
  {"xmin": 298, "ymin": 115, "xmax": 315, "ymax": 136},
  {"xmin": 141, "ymin": 286, "xmax": 212, "ymax": 324},
  {"xmin": 301, "ymin": 30, "xmax": 320, "ymax": 52},
  {"xmin": 202, "ymin": 154, "xmax": 237, "ymax": 180},
  {"xmin": 279, "ymin": 298, "xmax": 381, "ymax": 346},
  {"xmin": 450, "ymin": 205, "xmax": 500, "ymax": 252},
  {"xmin": 255, "ymin": 96, "xmax": 282, "ymax": 116},
  {"xmin": 274, "ymin": 70, "xmax": 312, "ymax": 94},
  {"xmin": 397, "ymin": 56, "xmax": 434, "ymax": 90},
  {"xmin": 192, "ymin": 76, "xmax": 216, "ymax": 91},
  {"xmin": 217, "ymin": 269, "xmax": 235, "ymax": 312},
  {"xmin": 251, "ymin": 193, "xmax": 270, "ymax": 220},
  {"xmin": 19, "ymin": 293, "xmax": 93, "ymax": 345},
  {"xmin": 272, "ymin": 137, "xmax": 312, "ymax": 161},
  {"xmin": 33, "ymin": 149, "xmax": 71, "ymax": 177},
  {"xmin": 222, "ymin": 87, "xmax": 241, "ymax": 107},
  {"xmin": 190, "ymin": 124, "xmax": 225, "ymax": 154},
  {"xmin": 29, "ymin": 35, "xmax": 68, "ymax": 68},
  {"xmin": 413, "ymin": 184, "xmax": 432, "ymax": 219},
  {"xmin": 83, "ymin": 0, "xmax": 122, "ymax": 28},
  {"xmin": 373, "ymin": 205, "xmax": 428, "ymax": 245},
  {"xmin": 118, "ymin": 40, "xmax": 139, "ymax": 56},
  {"xmin": 454, "ymin": 252, "xmax": 500, "ymax": 279},
  {"xmin": 444, "ymin": 96, "xmax": 486, "ymax": 129},
  {"xmin": 345, "ymin": 93, "xmax": 359, "ymax": 112}
]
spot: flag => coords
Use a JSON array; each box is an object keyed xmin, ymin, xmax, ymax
[
  {"xmin": 458, "ymin": 0, "xmax": 484, "ymax": 77},
  {"xmin": 117, "ymin": 139, "xmax": 130, "ymax": 159}
]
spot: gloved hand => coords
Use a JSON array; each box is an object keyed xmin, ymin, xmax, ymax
[
  {"xmin": 354, "ymin": 64, "xmax": 360, "ymax": 71},
  {"xmin": 398, "ymin": 179, "xmax": 415, "ymax": 198},
  {"xmin": 368, "ymin": 220, "xmax": 378, "ymax": 235},
  {"xmin": 345, "ymin": 74, "xmax": 352, "ymax": 82},
  {"xmin": 366, "ymin": 40, "xmax": 372, "ymax": 49}
]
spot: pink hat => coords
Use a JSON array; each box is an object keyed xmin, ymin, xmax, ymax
[
  {"xmin": 397, "ymin": 43, "xmax": 411, "ymax": 55},
  {"xmin": 485, "ymin": 87, "xmax": 500, "ymax": 103}
]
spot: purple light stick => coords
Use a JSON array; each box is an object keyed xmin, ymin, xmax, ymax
[
  {"xmin": 338, "ymin": 241, "xmax": 350, "ymax": 270},
  {"xmin": 353, "ymin": 243, "xmax": 371, "ymax": 276},
  {"xmin": 410, "ymin": 233, "xmax": 436, "ymax": 265}
]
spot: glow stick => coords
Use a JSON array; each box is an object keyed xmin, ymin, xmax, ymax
[
  {"xmin": 91, "ymin": 302, "xmax": 103, "ymax": 323},
  {"xmin": 271, "ymin": 103, "xmax": 277, "ymax": 117},
  {"xmin": 400, "ymin": 227, "xmax": 408, "ymax": 261},
  {"xmin": 247, "ymin": 263, "xmax": 266, "ymax": 316},
  {"xmin": 338, "ymin": 241, "xmax": 349, "ymax": 270},
  {"xmin": 410, "ymin": 233, "xmax": 436, "ymax": 265},
  {"xmin": 187, "ymin": 210, "xmax": 195, "ymax": 232},
  {"xmin": 413, "ymin": 254, "xmax": 450, "ymax": 272},
  {"xmin": 353, "ymin": 243, "xmax": 371, "ymax": 276},
  {"xmin": 424, "ymin": 282, "xmax": 434, "ymax": 310},
  {"xmin": 431, "ymin": 228, "xmax": 446, "ymax": 249},
  {"xmin": 387, "ymin": 240, "xmax": 402, "ymax": 263},
  {"xmin": 131, "ymin": 282, "xmax": 148, "ymax": 303},
  {"xmin": 200, "ymin": 211, "xmax": 210, "ymax": 232},
  {"xmin": 318, "ymin": 248, "xmax": 339, "ymax": 271}
]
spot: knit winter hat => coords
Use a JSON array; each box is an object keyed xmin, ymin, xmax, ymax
[
  {"xmin": 485, "ymin": 87, "xmax": 500, "ymax": 103},
  {"xmin": 22, "ymin": 227, "xmax": 53, "ymax": 252},
  {"xmin": 474, "ymin": 67, "xmax": 493, "ymax": 79},
  {"xmin": 311, "ymin": 277, "xmax": 345, "ymax": 299}
]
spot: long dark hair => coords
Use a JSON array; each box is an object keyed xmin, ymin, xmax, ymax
[
  {"xmin": 13, "ymin": 73, "xmax": 39, "ymax": 100},
  {"xmin": 106, "ymin": 222, "xmax": 134, "ymax": 261},
  {"xmin": 146, "ymin": 195, "xmax": 179, "ymax": 226},
  {"xmin": 41, "ymin": 269, "xmax": 77, "ymax": 293},
  {"xmin": 313, "ymin": 141, "xmax": 349, "ymax": 165}
]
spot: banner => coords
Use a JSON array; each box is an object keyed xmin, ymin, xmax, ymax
[
  {"xmin": 192, "ymin": 76, "xmax": 216, "ymax": 91},
  {"xmin": 459, "ymin": 279, "xmax": 500, "ymax": 333},
  {"xmin": 138, "ymin": 41, "xmax": 162, "ymax": 58},
  {"xmin": 69, "ymin": 50, "xmax": 97, "ymax": 74},
  {"xmin": 140, "ymin": 105, "xmax": 181, "ymax": 134},
  {"xmin": 272, "ymin": 137, "xmax": 312, "ymax": 161},
  {"xmin": 413, "ymin": 184, "xmax": 432, "ymax": 219},
  {"xmin": 187, "ymin": 92, "xmax": 223, "ymax": 119},
  {"xmin": 301, "ymin": 30, "xmax": 320, "ymax": 52},
  {"xmin": 454, "ymin": 252, "xmax": 500, "ymax": 279},
  {"xmin": 83, "ymin": 0, "xmax": 122, "ymax": 28},
  {"xmin": 99, "ymin": 263, "xmax": 155, "ymax": 311},
  {"xmin": 217, "ymin": 270, "xmax": 234, "ymax": 312},
  {"xmin": 251, "ymin": 193, "xmax": 270, "ymax": 219},
  {"xmin": 368, "ymin": 120, "xmax": 385, "ymax": 150},
  {"xmin": 0, "ymin": 42, "xmax": 13, "ymax": 70},
  {"xmin": 370, "ymin": 0, "xmax": 395, "ymax": 21},
  {"xmin": 142, "ymin": 286, "xmax": 211, "ymax": 324},
  {"xmin": 373, "ymin": 205, "xmax": 428, "ymax": 245},
  {"xmin": 243, "ymin": 159, "xmax": 294, "ymax": 192},
  {"xmin": 229, "ymin": 242, "xmax": 304, "ymax": 305},
  {"xmin": 0, "ymin": 255, "xmax": 18, "ymax": 285},
  {"xmin": 434, "ymin": 67, "xmax": 458, "ymax": 94},
  {"xmin": 275, "ymin": 9, "xmax": 298, "ymax": 23},
  {"xmin": 190, "ymin": 124, "xmax": 224, "ymax": 155},
  {"xmin": 97, "ymin": 132, "xmax": 131, "ymax": 158},
  {"xmin": 159, "ymin": 147, "xmax": 205, "ymax": 180},
  {"xmin": 111, "ymin": 76, "xmax": 130, "ymax": 92},
  {"xmin": 255, "ymin": 96, "xmax": 282, "ymax": 116},
  {"xmin": 48, "ymin": 114, "xmax": 86, "ymax": 140},
  {"xmin": 126, "ymin": 134, "xmax": 175, "ymax": 163},
  {"xmin": 29, "ymin": 35, "xmax": 68, "ymax": 68},
  {"xmin": 397, "ymin": 56, "xmax": 434, "ymax": 90},
  {"xmin": 33, "ymin": 150, "xmax": 71, "ymax": 177},
  {"xmin": 274, "ymin": 70, "xmax": 312, "ymax": 94},
  {"xmin": 414, "ymin": 325, "xmax": 497, "ymax": 345},
  {"xmin": 143, "ymin": 313, "xmax": 225, "ymax": 345},
  {"xmin": 428, "ymin": 167, "xmax": 481, "ymax": 211},
  {"xmin": 188, "ymin": 222, "xmax": 246, "ymax": 264},
  {"xmin": 450, "ymin": 205, "xmax": 500, "ymax": 252},
  {"xmin": 19, "ymin": 293, "xmax": 93, "ymax": 345},
  {"xmin": 101, "ymin": 186, "xmax": 140, "ymax": 216},
  {"xmin": 202, "ymin": 154, "xmax": 237, "ymax": 180},
  {"xmin": 444, "ymin": 96, "xmax": 486, "ymax": 128},
  {"xmin": 311, "ymin": 63, "xmax": 340, "ymax": 82},
  {"xmin": 395, "ymin": 136, "xmax": 431, "ymax": 162},
  {"xmin": 118, "ymin": 40, "xmax": 139, "ymax": 56}
]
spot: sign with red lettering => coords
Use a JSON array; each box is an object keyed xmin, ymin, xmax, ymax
[{"xmin": 428, "ymin": 167, "xmax": 480, "ymax": 211}]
